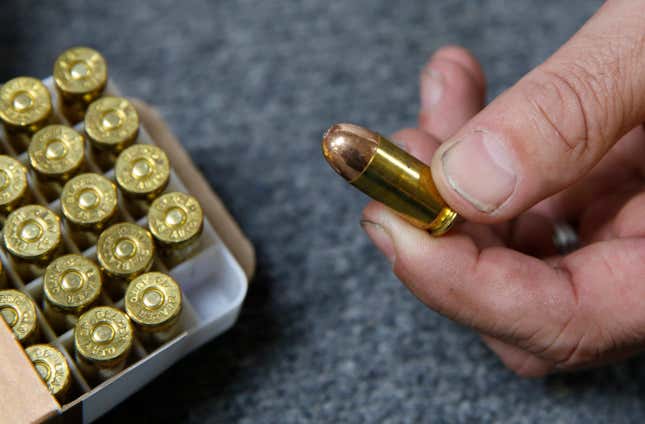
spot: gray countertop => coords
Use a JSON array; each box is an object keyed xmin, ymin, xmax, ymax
[{"xmin": 4, "ymin": 1, "xmax": 643, "ymax": 423}]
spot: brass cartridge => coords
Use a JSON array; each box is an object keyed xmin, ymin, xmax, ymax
[
  {"xmin": 28, "ymin": 125, "xmax": 85, "ymax": 200},
  {"xmin": 84, "ymin": 96, "xmax": 139, "ymax": 169},
  {"xmin": 0, "ymin": 289, "xmax": 38, "ymax": 344},
  {"xmin": 96, "ymin": 223, "xmax": 155, "ymax": 283},
  {"xmin": 25, "ymin": 344, "xmax": 72, "ymax": 401},
  {"xmin": 147, "ymin": 192, "xmax": 203, "ymax": 267},
  {"xmin": 0, "ymin": 77, "xmax": 53, "ymax": 152},
  {"xmin": 322, "ymin": 123, "xmax": 458, "ymax": 236},
  {"xmin": 43, "ymin": 254, "xmax": 102, "ymax": 331},
  {"xmin": 53, "ymin": 46, "xmax": 107, "ymax": 124},
  {"xmin": 74, "ymin": 306, "xmax": 133, "ymax": 381},
  {"xmin": 0, "ymin": 155, "xmax": 29, "ymax": 219},
  {"xmin": 125, "ymin": 272, "xmax": 182, "ymax": 345}
]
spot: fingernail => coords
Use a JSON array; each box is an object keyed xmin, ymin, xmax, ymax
[
  {"xmin": 421, "ymin": 68, "xmax": 443, "ymax": 110},
  {"xmin": 360, "ymin": 220, "xmax": 395, "ymax": 264},
  {"xmin": 441, "ymin": 130, "xmax": 517, "ymax": 213}
]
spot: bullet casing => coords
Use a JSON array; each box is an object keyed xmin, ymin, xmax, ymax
[
  {"xmin": 0, "ymin": 289, "xmax": 39, "ymax": 344},
  {"xmin": 3, "ymin": 205, "xmax": 62, "ymax": 265},
  {"xmin": 43, "ymin": 254, "xmax": 102, "ymax": 331},
  {"xmin": 97, "ymin": 223, "xmax": 155, "ymax": 282},
  {"xmin": 0, "ymin": 155, "xmax": 29, "ymax": 216},
  {"xmin": 74, "ymin": 306, "xmax": 133, "ymax": 380},
  {"xmin": 115, "ymin": 144, "xmax": 170, "ymax": 200},
  {"xmin": 125, "ymin": 272, "xmax": 182, "ymax": 345},
  {"xmin": 53, "ymin": 46, "xmax": 108, "ymax": 124},
  {"xmin": 61, "ymin": 173, "xmax": 118, "ymax": 231},
  {"xmin": 25, "ymin": 344, "xmax": 71, "ymax": 401},
  {"xmin": 0, "ymin": 77, "xmax": 53, "ymax": 151},
  {"xmin": 322, "ymin": 124, "xmax": 458, "ymax": 235}
]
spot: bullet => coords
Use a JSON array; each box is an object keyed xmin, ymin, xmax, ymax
[
  {"xmin": 322, "ymin": 123, "xmax": 458, "ymax": 236},
  {"xmin": 84, "ymin": 96, "xmax": 139, "ymax": 170},
  {"xmin": 42, "ymin": 254, "xmax": 102, "ymax": 331},
  {"xmin": 0, "ymin": 289, "xmax": 39, "ymax": 345},
  {"xmin": 0, "ymin": 155, "xmax": 29, "ymax": 218},
  {"xmin": 3, "ymin": 205, "xmax": 62, "ymax": 268},
  {"xmin": 53, "ymin": 46, "xmax": 108, "ymax": 124},
  {"xmin": 147, "ymin": 192, "xmax": 203, "ymax": 267},
  {"xmin": 74, "ymin": 306, "xmax": 133, "ymax": 381},
  {"xmin": 97, "ymin": 222, "xmax": 155, "ymax": 282},
  {"xmin": 25, "ymin": 344, "xmax": 71, "ymax": 402},
  {"xmin": 125, "ymin": 272, "xmax": 182, "ymax": 346},
  {"xmin": 115, "ymin": 144, "xmax": 170, "ymax": 200},
  {"xmin": 28, "ymin": 125, "xmax": 85, "ymax": 200},
  {"xmin": 60, "ymin": 173, "xmax": 118, "ymax": 234},
  {"xmin": 0, "ymin": 77, "xmax": 53, "ymax": 152}
]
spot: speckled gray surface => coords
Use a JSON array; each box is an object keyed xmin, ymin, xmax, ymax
[{"xmin": 4, "ymin": 1, "xmax": 645, "ymax": 423}]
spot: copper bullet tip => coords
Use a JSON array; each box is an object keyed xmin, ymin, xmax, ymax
[{"xmin": 321, "ymin": 123, "xmax": 379, "ymax": 182}]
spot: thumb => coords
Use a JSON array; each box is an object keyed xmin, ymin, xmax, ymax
[{"xmin": 431, "ymin": 1, "xmax": 645, "ymax": 222}]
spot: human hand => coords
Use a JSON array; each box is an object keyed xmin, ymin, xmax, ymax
[{"xmin": 361, "ymin": 1, "xmax": 645, "ymax": 377}]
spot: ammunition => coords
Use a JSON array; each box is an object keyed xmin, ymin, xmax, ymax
[
  {"xmin": 53, "ymin": 46, "xmax": 107, "ymax": 124},
  {"xmin": 322, "ymin": 123, "xmax": 458, "ymax": 236},
  {"xmin": 60, "ymin": 173, "xmax": 118, "ymax": 249},
  {"xmin": 3, "ymin": 205, "xmax": 62, "ymax": 279},
  {"xmin": 25, "ymin": 344, "xmax": 71, "ymax": 402},
  {"xmin": 0, "ymin": 289, "xmax": 38, "ymax": 344},
  {"xmin": 125, "ymin": 272, "xmax": 182, "ymax": 346},
  {"xmin": 84, "ymin": 96, "xmax": 139, "ymax": 170},
  {"xmin": 115, "ymin": 144, "xmax": 170, "ymax": 217},
  {"xmin": 0, "ymin": 155, "xmax": 29, "ymax": 221},
  {"xmin": 97, "ymin": 222, "xmax": 154, "ymax": 285},
  {"xmin": 74, "ymin": 306, "xmax": 133, "ymax": 381},
  {"xmin": 0, "ymin": 77, "xmax": 53, "ymax": 152},
  {"xmin": 147, "ymin": 192, "xmax": 203, "ymax": 268},
  {"xmin": 28, "ymin": 125, "xmax": 85, "ymax": 201},
  {"xmin": 43, "ymin": 254, "xmax": 102, "ymax": 331}
]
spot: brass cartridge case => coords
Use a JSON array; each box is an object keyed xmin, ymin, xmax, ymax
[
  {"xmin": 322, "ymin": 123, "xmax": 458, "ymax": 236},
  {"xmin": 0, "ymin": 155, "xmax": 29, "ymax": 219},
  {"xmin": 125, "ymin": 272, "xmax": 182, "ymax": 346},
  {"xmin": 3, "ymin": 205, "xmax": 62, "ymax": 278},
  {"xmin": 53, "ymin": 46, "xmax": 108, "ymax": 124},
  {"xmin": 0, "ymin": 289, "xmax": 39, "ymax": 344},
  {"xmin": 43, "ymin": 254, "xmax": 102, "ymax": 331},
  {"xmin": 28, "ymin": 125, "xmax": 85, "ymax": 200},
  {"xmin": 147, "ymin": 192, "xmax": 203, "ymax": 267},
  {"xmin": 25, "ymin": 344, "xmax": 72, "ymax": 401},
  {"xmin": 0, "ymin": 77, "xmax": 53, "ymax": 152},
  {"xmin": 61, "ymin": 173, "xmax": 118, "ymax": 249},
  {"xmin": 84, "ymin": 96, "xmax": 139, "ymax": 170},
  {"xmin": 74, "ymin": 306, "xmax": 133, "ymax": 381},
  {"xmin": 97, "ymin": 222, "xmax": 155, "ymax": 284}
]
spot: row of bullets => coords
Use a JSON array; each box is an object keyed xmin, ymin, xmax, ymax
[{"xmin": 0, "ymin": 47, "xmax": 204, "ymax": 401}]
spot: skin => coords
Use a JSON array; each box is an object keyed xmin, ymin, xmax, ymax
[{"xmin": 361, "ymin": 0, "xmax": 645, "ymax": 377}]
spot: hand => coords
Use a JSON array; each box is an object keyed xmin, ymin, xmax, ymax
[{"xmin": 361, "ymin": 1, "xmax": 645, "ymax": 377}]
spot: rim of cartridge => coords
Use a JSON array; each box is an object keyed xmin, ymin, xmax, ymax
[
  {"xmin": 25, "ymin": 344, "xmax": 71, "ymax": 400},
  {"xmin": 53, "ymin": 46, "xmax": 107, "ymax": 97},
  {"xmin": 28, "ymin": 125, "xmax": 85, "ymax": 180},
  {"xmin": 84, "ymin": 96, "xmax": 139, "ymax": 152},
  {"xmin": 97, "ymin": 222, "xmax": 155, "ymax": 279},
  {"xmin": 43, "ymin": 254, "xmax": 102, "ymax": 313},
  {"xmin": 0, "ymin": 155, "xmax": 29, "ymax": 214},
  {"xmin": 115, "ymin": 144, "xmax": 170, "ymax": 199},
  {"xmin": 60, "ymin": 173, "xmax": 118, "ymax": 229},
  {"xmin": 0, "ymin": 289, "xmax": 38, "ymax": 343},
  {"xmin": 3, "ymin": 205, "xmax": 62, "ymax": 262},
  {"xmin": 74, "ymin": 306, "xmax": 133, "ymax": 365},
  {"xmin": 0, "ymin": 77, "xmax": 52, "ymax": 130},
  {"xmin": 148, "ymin": 192, "xmax": 204, "ymax": 247},
  {"xmin": 125, "ymin": 272, "xmax": 182, "ymax": 331}
]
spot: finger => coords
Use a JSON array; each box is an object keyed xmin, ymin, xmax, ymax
[
  {"xmin": 481, "ymin": 335, "xmax": 553, "ymax": 377},
  {"xmin": 361, "ymin": 203, "xmax": 575, "ymax": 349},
  {"xmin": 581, "ymin": 189, "xmax": 645, "ymax": 243},
  {"xmin": 430, "ymin": 1, "xmax": 645, "ymax": 222},
  {"xmin": 418, "ymin": 46, "xmax": 486, "ymax": 140},
  {"xmin": 390, "ymin": 128, "xmax": 441, "ymax": 164},
  {"xmin": 363, "ymin": 202, "xmax": 645, "ymax": 369}
]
